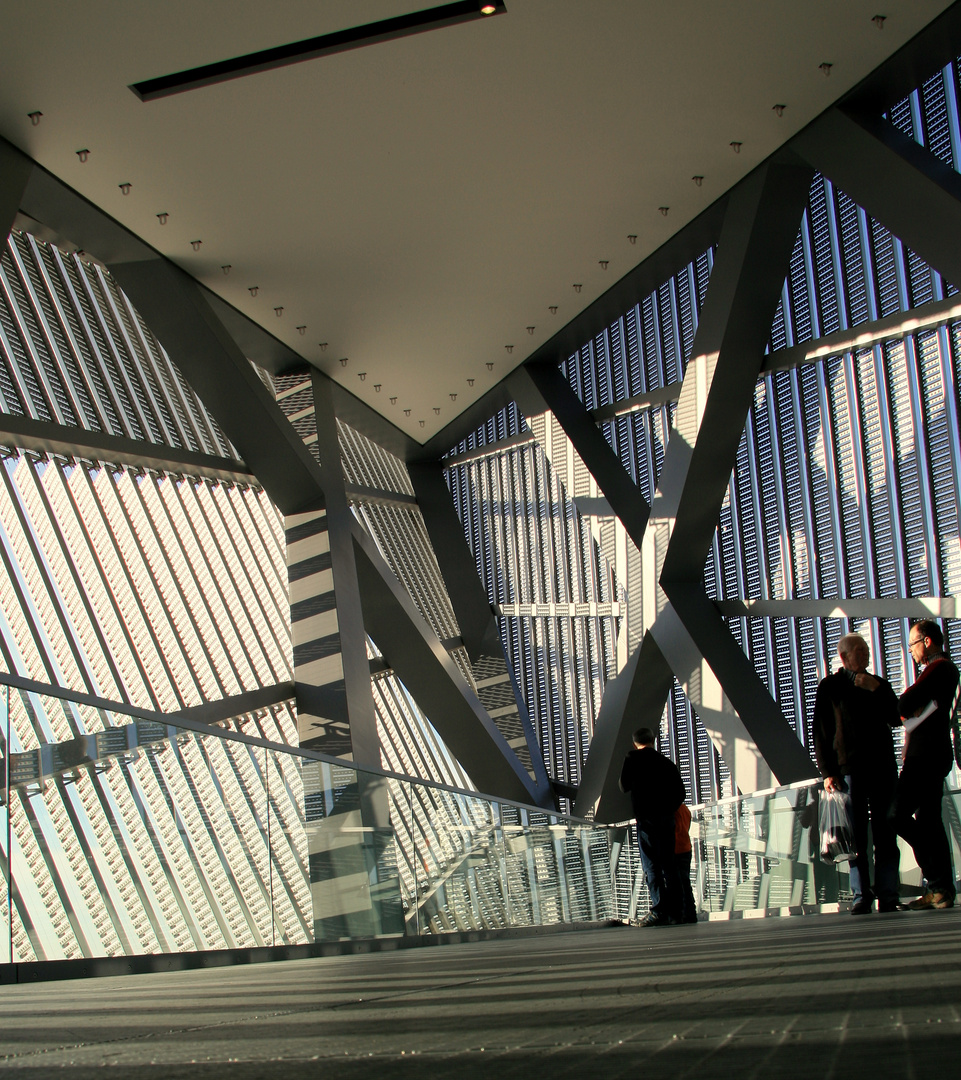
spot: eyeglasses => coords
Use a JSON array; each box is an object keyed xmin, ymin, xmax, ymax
[{"xmin": 908, "ymin": 636, "xmax": 926, "ymax": 648}]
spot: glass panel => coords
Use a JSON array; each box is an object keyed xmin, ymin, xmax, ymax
[
  {"xmin": 941, "ymin": 767, "xmax": 961, "ymax": 888},
  {"xmin": 14, "ymin": 679, "xmax": 961, "ymax": 959},
  {"xmin": 694, "ymin": 782, "xmax": 831, "ymax": 913},
  {"xmin": 302, "ymin": 760, "xmax": 403, "ymax": 941},
  {"xmin": 0, "ymin": 681, "xmax": 625, "ymax": 960},
  {"xmin": 398, "ymin": 793, "xmax": 617, "ymax": 934},
  {"xmin": 687, "ymin": 778, "xmax": 961, "ymax": 915},
  {"xmin": 1, "ymin": 684, "xmax": 10, "ymax": 963},
  {"xmin": 0, "ymin": 687, "xmax": 310, "ymax": 960}
]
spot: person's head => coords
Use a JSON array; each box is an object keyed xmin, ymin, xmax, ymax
[
  {"xmin": 633, "ymin": 727, "xmax": 656, "ymax": 749},
  {"xmin": 909, "ymin": 619, "xmax": 943, "ymax": 665},
  {"xmin": 838, "ymin": 634, "xmax": 870, "ymax": 673}
]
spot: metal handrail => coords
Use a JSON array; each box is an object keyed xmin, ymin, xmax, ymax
[{"xmin": 0, "ymin": 672, "xmax": 603, "ymax": 827}]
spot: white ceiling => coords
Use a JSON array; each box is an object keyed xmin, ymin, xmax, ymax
[{"xmin": 0, "ymin": 0, "xmax": 953, "ymax": 441}]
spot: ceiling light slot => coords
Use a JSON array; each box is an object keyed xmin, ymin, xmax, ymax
[{"xmin": 130, "ymin": 1, "xmax": 509, "ymax": 101}]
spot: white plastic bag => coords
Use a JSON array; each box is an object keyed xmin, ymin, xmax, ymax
[{"xmin": 818, "ymin": 789, "xmax": 856, "ymax": 864}]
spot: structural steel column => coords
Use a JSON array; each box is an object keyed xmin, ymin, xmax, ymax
[
  {"xmin": 286, "ymin": 500, "xmax": 357, "ymax": 755},
  {"xmin": 578, "ymin": 159, "xmax": 820, "ymax": 819},
  {"xmin": 307, "ymin": 372, "xmax": 382, "ymax": 769},
  {"xmin": 407, "ymin": 461, "xmax": 501, "ymax": 660},
  {"xmin": 409, "ymin": 460, "xmax": 553, "ymax": 801}
]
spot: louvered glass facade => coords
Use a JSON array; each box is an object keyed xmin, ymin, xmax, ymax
[
  {"xmin": 0, "ymin": 230, "xmax": 617, "ymax": 956},
  {"xmin": 447, "ymin": 60, "xmax": 961, "ymax": 809},
  {"xmin": 0, "ymin": 230, "xmax": 313, "ymax": 960}
]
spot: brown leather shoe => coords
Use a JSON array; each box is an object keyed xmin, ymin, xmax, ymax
[
  {"xmin": 904, "ymin": 891, "xmax": 955, "ymax": 910},
  {"xmin": 904, "ymin": 893, "xmax": 936, "ymax": 909}
]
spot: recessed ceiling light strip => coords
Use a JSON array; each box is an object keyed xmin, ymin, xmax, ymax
[{"xmin": 130, "ymin": 1, "xmax": 507, "ymax": 102}]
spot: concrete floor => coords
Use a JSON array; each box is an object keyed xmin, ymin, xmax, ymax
[{"xmin": 1, "ymin": 910, "xmax": 959, "ymax": 1078}]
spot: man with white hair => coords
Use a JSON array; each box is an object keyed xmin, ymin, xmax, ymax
[{"xmin": 813, "ymin": 633, "xmax": 901, "ymax": 914}]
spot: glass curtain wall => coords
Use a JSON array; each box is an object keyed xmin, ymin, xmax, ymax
[
  {"xmin": 446, "ymin": 59, "xmax": 961, "ymax": 807},
  {"xmin": 3, "ymin": 48, "xmax": 961, "ymax": 966}
]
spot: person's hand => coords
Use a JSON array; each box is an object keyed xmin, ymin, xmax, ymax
[
  {"xmin": 854, "ymin": 672, "xmax": 880, "ymax": 691},
  {"xmin": 824, "ymin": 776, "xmax": 840, "ymax": 793}
]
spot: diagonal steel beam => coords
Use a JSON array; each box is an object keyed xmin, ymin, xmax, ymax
[
  {"xmin": 660, "ymin": 584, "xmax": 816, "ymax": 786},
  {"xmin": 102, "ymin": 258, "xmax": 326, "ymax": 515},
  {"xmin": 407, "ymin": 461, "xmax": 502, "ymax": 661},
  {"xmin": 792, "ymin": 107, "xmax": 961, "ymax": 289},
  {"xmin": 654, "ymin": 159, "xmax": 819, "ymax": 790},
  {"xmin": 659, "ymin": 158, "xmax": 818, "ymax": 582},
  {"xmin": 6, "ymin": 132, "xmax": 417, "ymax": 468},
  {"xmin": 350, "ymin": 515, "xmax": 545, "ymax": 807},
  {"xmin": 581, "ymin": 160, "xmax": 819, "ymax": 817},
  {"xmin": 408, "ymin": 460, "xmax": 554, "ymax": 800},
  {"xmin": 510, "ymin": 363, "xmax": 650, "ymax": 550},
  {"xmin": 1, "ymin": 139, "xmax": 33, "ymax": 241}
]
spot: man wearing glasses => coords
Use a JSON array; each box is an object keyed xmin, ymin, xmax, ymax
[{"xmin": 894, "ymin": 620, "xmax": 960, "ymax": 910}]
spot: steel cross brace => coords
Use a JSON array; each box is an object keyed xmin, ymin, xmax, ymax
[{"xmin": 576, "ymin": 158, "xmax": 821, "ymax": 820}]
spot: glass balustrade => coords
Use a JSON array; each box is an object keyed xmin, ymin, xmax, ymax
[
  {"xmin": 692, "ymin": 765, "xmax": 961, "ymax": 914},
  {"xmin": 0, "ymin": 682, "xmax": 619, "ymax": 962},
  {"xmin": 3, "ymin": 679, "xmax": 961, "ymax": 964}
]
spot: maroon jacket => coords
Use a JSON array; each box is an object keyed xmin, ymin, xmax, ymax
[{"xmin": 898, "ymin": 656, "xmax": 960, "ymax": 776}]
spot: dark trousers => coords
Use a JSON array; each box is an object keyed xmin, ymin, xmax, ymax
[
  {"xmin": 846, "ymin": 766, "xmax": 900, "ymax": 905},
  {"xmin": 893, "ymin": 758, "xmax": 954, "ymax": 896},
  {"xmin": 637, "ymin": 814, "xmax": 680, "ymax": 919},
  {"xmin": 676, "ymin": 849, "xmax": 696, "ymax": 923}
]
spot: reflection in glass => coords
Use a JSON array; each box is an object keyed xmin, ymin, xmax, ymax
[
  {"xmin": 0, "ymin": 687, "xmax": 309, "ymax": 961},
  {"xmin": 6, "ymin": 680, "xmax": 955, "ymax": 961}
]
